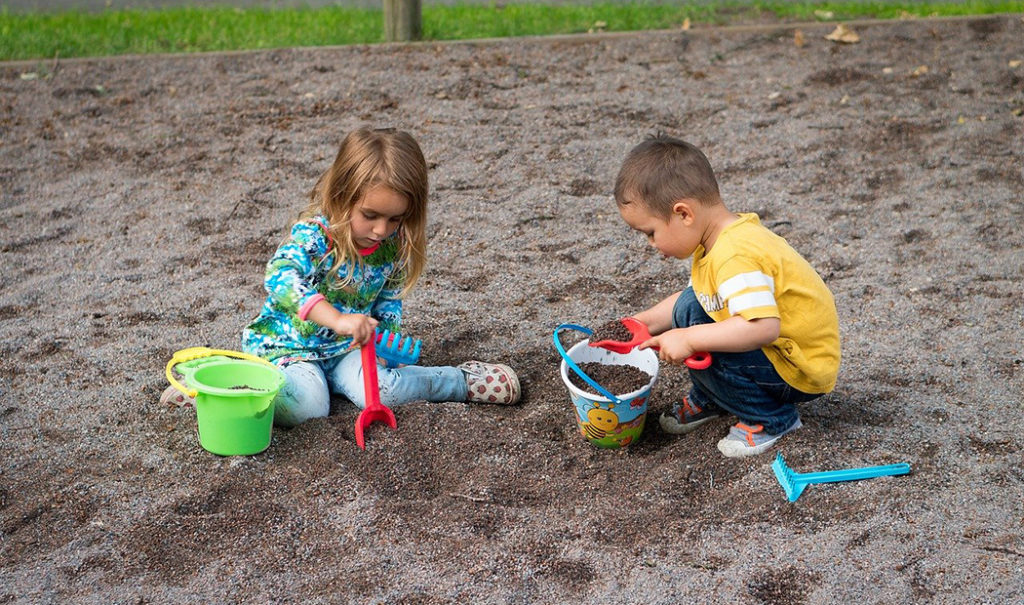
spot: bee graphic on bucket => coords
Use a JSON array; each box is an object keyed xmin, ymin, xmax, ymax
[
  {"xmin": 582, "ymin": 402, "xmax": 619, "ymax": 440},
  {"xmin": 579, "ymin": 399, "xmax": 647, "ymax": 447}
]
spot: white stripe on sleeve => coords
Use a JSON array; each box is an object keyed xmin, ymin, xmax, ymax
[
  {"xmin": 719, "ymin": 271, "xmax": 774, "ymax": 300},
  {"xmin": 728, "ymin": 290, "xmax": 778, "ymax": 315}
]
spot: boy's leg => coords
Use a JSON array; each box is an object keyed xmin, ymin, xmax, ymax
[
  {"xmin": 329, "ymin": 350, "xmax": 469, "ymax": 408},
  {"xmin": 274, "ymin": 361, "xmax": 331, "ymax": 428},
  {"xmin": 660, "ymin": 287, "xmax": 726, "ymax": 431},
  {"xmin": 667, "ymin": 286, "xmax": 812, "ymax": 456}
]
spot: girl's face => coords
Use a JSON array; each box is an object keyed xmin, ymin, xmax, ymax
[{"xmin": 349, "ymin": 185, "xmax": 408, "ymax": 250}]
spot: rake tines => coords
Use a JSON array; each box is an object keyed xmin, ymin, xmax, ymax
[{"xmin": 375, "ymin": 329, "xmax": 422, "ymax": 367}]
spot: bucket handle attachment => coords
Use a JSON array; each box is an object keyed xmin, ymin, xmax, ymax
[
  {"xmin": 165, "ymin": 346, "xmax": 279, "ymax": 399},
  {"xmin": 552, "ymin": 324, "xmax": 624, "ymax": 405}
]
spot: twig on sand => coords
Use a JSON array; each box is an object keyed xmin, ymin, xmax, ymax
[
  {"xmin": 980, "ymin": 545, "xmax": 1024, "ymax": 558},
  {"xmin": 448, "ymin": 492, "xmax": 492, "ymax": 503}
]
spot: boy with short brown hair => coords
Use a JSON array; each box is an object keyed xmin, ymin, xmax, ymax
[{"xmin": 615, "ymin": 134, "xmax": 840, "ymax": 457}]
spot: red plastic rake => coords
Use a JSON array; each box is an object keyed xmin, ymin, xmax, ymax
[{"xmin": 354, "ymin": 337, "xmax": 396, "ymax": 449}]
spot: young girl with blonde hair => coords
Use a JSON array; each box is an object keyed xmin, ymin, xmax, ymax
[{"xmin": 237, "ymin": 127, "xmax": 519, "ymax": 427}]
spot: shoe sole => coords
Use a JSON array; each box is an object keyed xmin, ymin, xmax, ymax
[
  {"xmin": 496, "ymin": 363, "xmax": 521, "ymax": 405},
  {"xmin": 659, "ymin": 412, "xmax": 719, "ymax": 435},
  {"xmin": 716, "ymin": 436, "xmax": 780, "ymax": 457}
]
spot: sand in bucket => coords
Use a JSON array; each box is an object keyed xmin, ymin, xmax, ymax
[{"xmin": 558, "ymin": 337, "xmax": 659, "ymax": 449}]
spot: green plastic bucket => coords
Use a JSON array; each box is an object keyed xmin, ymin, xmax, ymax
[{"xmin": 166, "ymin": 348, "xmax": 285, "ymax": 456}]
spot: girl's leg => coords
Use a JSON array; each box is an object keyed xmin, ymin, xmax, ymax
[
  {"xmin": 328, "ymin": 350, "xmax": 468, "ymax": 408},
  {"xmin": 273, "ymin": 361, "xmax": 330, "ymax": 428}
]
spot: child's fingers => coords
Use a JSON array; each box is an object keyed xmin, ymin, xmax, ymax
[{"xmin": 638, "ymin": 336, "xmax": 658, "ymax": 350}]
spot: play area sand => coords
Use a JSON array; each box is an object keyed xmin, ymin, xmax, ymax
[{"xmin": 2, "ymin": 14, "xmax": 1023, "ymax": 603}]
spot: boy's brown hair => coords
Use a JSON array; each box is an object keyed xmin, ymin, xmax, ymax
[{"xmin": 614, "ymin": 134, "xmax": 721, "ymax": 217}]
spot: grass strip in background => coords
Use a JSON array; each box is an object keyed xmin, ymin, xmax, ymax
[{"xmin": 1, "ymin": 1, "xmax": 1021, "ymax": 61}]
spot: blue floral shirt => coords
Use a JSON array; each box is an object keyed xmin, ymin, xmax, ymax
[{"xmin": 242, "ymin": 215, "xmax": 403, "ymax": 365}]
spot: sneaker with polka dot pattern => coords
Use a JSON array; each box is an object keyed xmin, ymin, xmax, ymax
[{"xmin": 458, "ymin": 361, "xmax": 521, "ymax": 405}]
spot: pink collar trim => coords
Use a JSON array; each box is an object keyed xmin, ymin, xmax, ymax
[{"xmin": 358, "ymin": 242, "xmax": 381, "ymax": 256}]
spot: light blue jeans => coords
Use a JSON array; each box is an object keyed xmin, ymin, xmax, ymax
[{"xmin": 272, "ymin": 351, "xmax": 468, "ymax": 428}]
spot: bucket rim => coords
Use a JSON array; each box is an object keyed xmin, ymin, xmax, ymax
[
  {"xmin": 186, "ymin": 358, "xmax": 285, "ymax": 397},
  {"xmin": 559, "ymin": 339, "xmax": 657, "ymax": 403}
]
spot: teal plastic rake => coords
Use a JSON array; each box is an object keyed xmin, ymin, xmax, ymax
[
  {"xmin": 375, "ymin": 329, "xmax": 421, "ymax": 368},
  {"xmin": 772, "ymin": 453, "xmax": 911, "ymax": 502}
]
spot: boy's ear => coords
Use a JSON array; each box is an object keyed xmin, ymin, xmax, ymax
[{"xmin": 671, "ymin": 199, "xmax": 698, "ymax": 224}]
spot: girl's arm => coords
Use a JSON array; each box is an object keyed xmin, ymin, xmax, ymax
[
  {"xmin": 641, "ymin": 315, "xmax": 780, "ymax": 365},
  {"xmin": 265, "ymin": 220, "xmax": 376, "ymax": 346},
  {"xmin": 305, "ymin": 300, "xmax": 377, "ymax": 346}
]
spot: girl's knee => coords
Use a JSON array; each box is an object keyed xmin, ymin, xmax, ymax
[
  {"xmin": 274, "ymin": 362, "xmax": 330, "ymax": 427},
  {"xmin": 273, "ymin": 389, "xmax": 330, "ymax": 427}
]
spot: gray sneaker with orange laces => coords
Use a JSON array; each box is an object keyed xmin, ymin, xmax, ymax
[
  {"xmin": 659, "ymin": 395, "xmax": 722, "ymax": 434},
  {"xmin": 716, "ymin": 418, "xmax": 803, "ymax": 458}
]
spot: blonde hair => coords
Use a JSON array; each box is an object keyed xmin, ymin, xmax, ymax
[
  {"xmin": 614, "ymin": 134, "xmax": 721, "ymax": 218},
  {"xmin": 302, "ymin": 127, "xmax": 428, "ymax": 297}
]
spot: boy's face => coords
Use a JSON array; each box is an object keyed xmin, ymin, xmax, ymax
[{"xmin": 618, "ymin": 200, "xmax": 701, "ymax": 259}]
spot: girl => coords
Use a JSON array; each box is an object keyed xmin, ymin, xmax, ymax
[{"xmin": 184, "ymin": 128, "xmax": 519, "ymax": 426}]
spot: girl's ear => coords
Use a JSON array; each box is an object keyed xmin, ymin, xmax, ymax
[{"xmin": 671, "ymin": 199, "xmax": 698, "ymax": 225}]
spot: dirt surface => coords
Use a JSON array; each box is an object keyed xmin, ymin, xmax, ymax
[
  {"xmin": 2, "ymin": 15, "xmax": 1023, "ymax": 604},
  {"xmin": 566, "ymin": 361, "xmax": 651, "ymax": 395}
]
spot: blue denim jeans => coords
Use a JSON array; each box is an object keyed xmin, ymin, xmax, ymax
[
  {"xmin": 672, "ymin": 287, "xmax": 819, "ymax": 434},
  {"xmin": 272, "ymin": 351, "xmax": 468, "ymax": 428}
]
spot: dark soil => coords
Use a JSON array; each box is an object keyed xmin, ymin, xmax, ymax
[
  {"xmin": 567, "ymin": 361, "xmax": 653, "ymax": 395},
  {"xmin": 2, "ymin": 14, "xmax": 1023, "ymax": 604},
  {"xmin": 589, "ymin": 318, "xmax": 634, "ymax": 343}
]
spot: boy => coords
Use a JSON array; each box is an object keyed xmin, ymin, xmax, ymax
[{"xmin": 615, "ymin": 134, "xmax": 840, "ymax": 457}]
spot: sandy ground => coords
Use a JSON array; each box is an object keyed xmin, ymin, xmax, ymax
[{"xmin": 2, "ymin": 14, "xmax": 1023, "ymax": 604}]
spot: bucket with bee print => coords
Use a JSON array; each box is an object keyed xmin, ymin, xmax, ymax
[{"xmin": 554, "ymin": 324, "xmax": 659, "ymax": 448}]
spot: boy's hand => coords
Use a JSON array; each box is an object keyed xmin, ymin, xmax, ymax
[
  {"xmin": 335, "ymin": 313, "xmax": 379, "ymax": 347},
  {"xmin": 640, "ymin": 329, "xmax": 699, "ymax": 365}
]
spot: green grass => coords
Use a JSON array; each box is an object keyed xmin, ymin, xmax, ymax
[{"xmin": 2, "ymin": 1, "xmax": 1021, "ymax": 61}]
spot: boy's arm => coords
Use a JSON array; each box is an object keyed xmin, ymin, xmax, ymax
[
  {"xmin": 641, "ymin": 316, "xmax": 780, "ymax": 365},
  {"xmin": 632, "ymin": 291, "xmax": 682, "ymax": 335}
]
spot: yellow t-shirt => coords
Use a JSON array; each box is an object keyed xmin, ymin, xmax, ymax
[{"xmin": 690, "ymin": 213, "xmax": 840, "ymax": 393}]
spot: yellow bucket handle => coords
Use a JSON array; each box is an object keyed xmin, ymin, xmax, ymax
[{"xmin": 165, "ymin": 346, "xmax": 279, "ymax": 398}]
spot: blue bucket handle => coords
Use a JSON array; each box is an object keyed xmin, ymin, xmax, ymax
[{"xmin": 552, "ymin": 323, "xmax": 624, "ymax": 405}]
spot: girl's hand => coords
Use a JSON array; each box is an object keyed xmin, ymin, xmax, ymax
[{"xmin": 335, "ymin": 313, "xmax": 379, "ymax": 346}]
